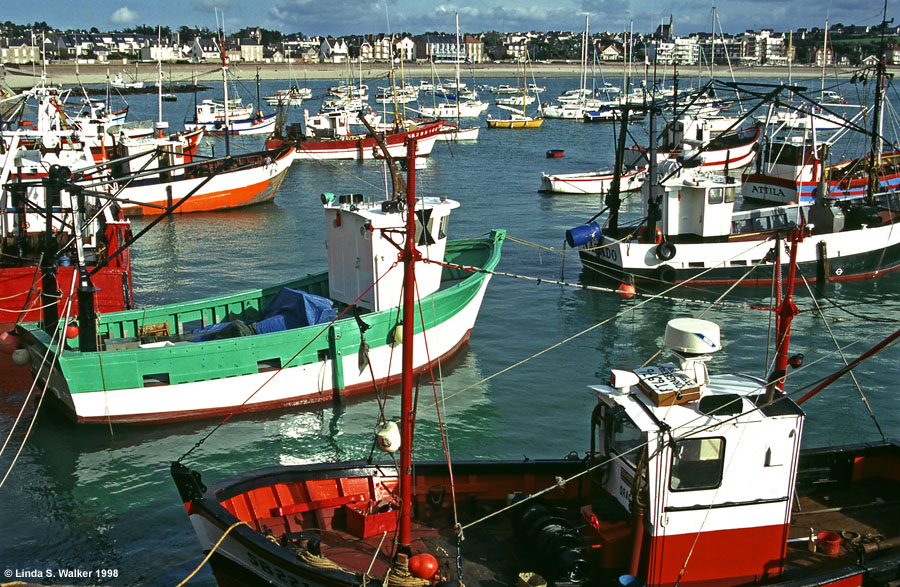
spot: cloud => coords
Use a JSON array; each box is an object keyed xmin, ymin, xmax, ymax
[{"xmin": 110, "ymin": 7, "xmax": 139, "ymax": 25}]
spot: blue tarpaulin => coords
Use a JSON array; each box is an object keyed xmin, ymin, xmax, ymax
[
  {"xmin": 256, "ymin": 288, "xmax": 337, "ymax": 334},
  {"xmin": 191, "ymin": 288, "xmax": 336, "ymax": 341}
]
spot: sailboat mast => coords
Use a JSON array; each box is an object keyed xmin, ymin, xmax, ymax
[
  {"xmin": 398, "ymin": 138, "xmax": 418, "ymax": 552},
  {"xmin": 582, "ymin": 16, "xmax": 588, "ymax": 105},
  {"xmin": 220, "ymin": 25, "xmax": 230, "ymax": 154},
  {"xmin": 455, "ymin": 13, "xmax": 461, "ymax": 121},
  {"xmin": 157, "ymin": 27, "xmax": 163, "ymax": 133},
  {"xmin": 787, "ymin": 30, "xmax": 793, "ymax": 86},
  {"xmin": 821, "ymin": 20, "xmax": 828, "ymax": 102}
]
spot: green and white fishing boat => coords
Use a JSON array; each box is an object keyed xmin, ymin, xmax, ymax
[{"xmin": 18, "ymin": 189, "xmax": 504, "ymax": 425}]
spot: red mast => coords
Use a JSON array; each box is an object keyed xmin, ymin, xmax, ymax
[
  {"xmin": 766, "ymin": 228, "xmax": 801, "ymax": 403},
  {"xmin": 398, "ymin": 138, "xmax": 419, "ymax": 554}
]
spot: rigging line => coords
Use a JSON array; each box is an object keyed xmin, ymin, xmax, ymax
[
  {"xmin": 412, "ymin": 277, "xmax": 461, "ymax": 534},
  {"xmin": 421, "ymin": 249, "xmax": 775, "ymax": 411},
  {"xmin": 799, "ymin": 273, "xmax": 887, "ymax": 440},
  {"xmin": 426, "ymin": 239, "xmax": 784, "ymax": 314},
  {"xmin": 0, "ymin": 275, "xmax": 77, "ymax": 489},
  {"xmin": 177, "ymin": 260, "xmax": 402, "ymax": 464}
]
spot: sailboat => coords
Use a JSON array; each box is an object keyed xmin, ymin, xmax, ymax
[
  {"xmin": 544, "ymin": 17, "xmax": 602, "ymax": 120},
  {"xmin": 171, "ymin": 184, "xmax": 900, "ymax": 585},
  {"xmin": 487, "ymin": 53, "xmax": 544, "ymax": 129}
]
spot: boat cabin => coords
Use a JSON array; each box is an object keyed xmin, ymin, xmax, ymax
[
  {"xmin": 324, "ymin": 193, "xmax": 460, "ymax": 311},
  {"xmin": 588, "ymin": 318, "xmax": 805, "ymax": 586},
  {"xmin": 304, "ymin": 110, "xmax": 352, "ymax": 140},
  {"xmin": 651, "ymin": 172, "xmax": 802, "ymax": 239}
]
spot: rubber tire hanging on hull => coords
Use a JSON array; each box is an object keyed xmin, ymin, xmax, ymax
[
  {"xmin": 656, "ymin": 241, "xmax": 676, "ymax": 261},
  {"xmin": 658, "ymin": 264, "xmax": 677, "ymax": 284}
]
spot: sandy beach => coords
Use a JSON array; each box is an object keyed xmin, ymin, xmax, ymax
[{"xmin": 3, "ymin": 61, "xmax": 880, "ymax": 88}]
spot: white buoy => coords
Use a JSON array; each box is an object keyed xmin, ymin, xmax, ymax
[
  {"xmin": 12, "ymin": 348, "xmax": 29, "ymax": 366},
  {"xmin": 375, "ymin": 421, "xmax": 401, "ymax": 453}
]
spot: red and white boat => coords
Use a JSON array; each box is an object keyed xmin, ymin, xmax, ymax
[
  {"xmin": 0, "ymin": 164, "xmax": 133, "ymax": 325},
  {"xmin": 173, "ymin": 203, "xmax": 900, "ymax": 587},
  {"xmin": 743, "ymin": 141, "xmax": 900, "ymax": 205},
  {"xmin": 277, "ymin": 110, "xmax": 441, "ymax": 161},
  {"xmin": 626, "ymin": 115, "xmax": 761, "ymax": 173}
]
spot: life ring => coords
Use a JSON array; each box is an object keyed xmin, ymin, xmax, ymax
[
  {"xmin": 656, "ymin": 241, "xmax": 676, "ymax": 261},
  {"xmin": 22, "ymin": 221, "xmax": 30, "ymax": 229},
  {"xmin": 657, "ymin": 264, "xmax": 677, "ymax": 284},
  {"xmin": 654, "ymin": 228, "xmax": 663, "ymax": 245}
]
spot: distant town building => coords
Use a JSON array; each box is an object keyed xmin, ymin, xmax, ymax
[{"xmin": 1, "ymin": 38, "xmax": 40, "ymax": 64}]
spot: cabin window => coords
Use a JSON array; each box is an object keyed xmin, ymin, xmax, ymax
[
  {"xmin": 669, "ymin": 437, "xmax": 725, "ymax": 491},
  {"xmin": 724, "ymin": 187, "xmax": 735, "ymax": 203},
  {"xmin": 439, "ymin": 215, "xmax": 450, "ymax": 240},
  {"xmin": 708, "ymin": 188, "xmax": 724, "ymax": 205},
  {"xmin": 607, "ymin": 406, "xmax": 643, "ymax": 467}
]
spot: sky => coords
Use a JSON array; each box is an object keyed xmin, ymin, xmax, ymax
[{"xmin": 6, "ymin": 0, "xmax": 898, "ymax": 38}]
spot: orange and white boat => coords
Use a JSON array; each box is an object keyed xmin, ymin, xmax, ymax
[{"xmin": 103, "ymin": 141, "xmax": 296, "ymax": 216}]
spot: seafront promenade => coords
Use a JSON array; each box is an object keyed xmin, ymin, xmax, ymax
[{"xmin": 3, "ymin": 61, "xmax": 875, "ymax": 88}]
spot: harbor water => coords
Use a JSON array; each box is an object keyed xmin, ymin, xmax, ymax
[{"xmin": 1, "ymin": 75, "xmax": 899, "ymax": 585}]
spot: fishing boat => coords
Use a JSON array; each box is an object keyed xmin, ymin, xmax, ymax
[
  {"xmin": 278, "ymin": 110, "xmax": 441, "ymax": 161},
  {"xmin": 185, "ymin": 98, "xmax": 276, "ymax": 136},
  {"xmin": 743, "ymin": 142, "xmax": 900, "ymax": 205},
  {"xmin": 16, "ymin": 145, "xmax": 504, "ymax": 424},
  {"xmin": 171, "ymin": 200, "xmax": 899, "ymax": 586},
  {"xmin": 742, "ymin": 96, "xmax": 896, "ymax": 206},
  {"xmin": 624, "ymin": 115, "xmax": 761, "ymax": 173},
  {"xmin": 110, "ymin": 71, "xmax": 143, "ymax": 90},
  {"xmin": 184, "ymin": 44, "xmax": 275, "ymax": 136},
  {"xmin": 265, "ymin": 87, "xmax": 306, "ymax": 106},
  {"xmin": 0, "ymin": 163, "xmax": 134, "ymax": 324},
  {"xmin": 568, "ymin": 73, "xmax": 900, "ymax": 287},
  {"xmin": 105, "ymin": 136, "xmax": 294, "ymax": 216}
]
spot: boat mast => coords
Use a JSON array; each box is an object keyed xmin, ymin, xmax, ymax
[
  {"xmin": 788, "ymin": 30, "xmax": 793, "ymax": 88},
  {"xmin": 397, "ymin": 137, "xmax": 418, "ymax": 558},
  {"xmin": 581, "ymin": 16, "xmax": 588, "ymax": 108},
  {"xmin": 710, "ymin": 6, "xmax": 716, "ymax": 82},
  {"xmin": 820, "ymin": 20, "xmax": 828, "ymax": 103},
  {"xmin": 868, "ymin": 0, "xmax": 889, "ymax": 201},
  {"xmin": 766, "ymin": 229, "xmax": 801, "ymax": 403},
  {"xmin": 157, "ymin": 27, "xmax": 163, "ymax": 135},
  {"xmin": 455, "ymin": 13, "xmax": 461, "ymax": 122},
  {"xmin": 218, "ymin": 15, "xmax": 230, "ymax": 155}
]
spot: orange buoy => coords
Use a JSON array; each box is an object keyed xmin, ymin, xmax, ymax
[
  {"xmin": 65, "ymin": 323, "xmax": 79, "ymax": 339},
  {"xmin": 654, "ymin": 228, "xmax": 663, "ymax": 245},
  {"xmin": 617, "ymin": 283, "xmax": 636, "ymax": 299},
  {"xmin": 408, "ymin": 553, "xmax": 439, "ymax": 579}
]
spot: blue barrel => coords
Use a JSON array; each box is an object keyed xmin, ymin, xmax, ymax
[{"xmin": 566, "ymin": 221, "xmax": 602, "ymax": 247}]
